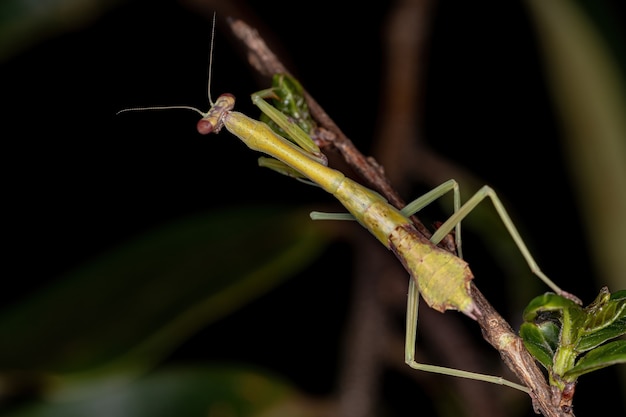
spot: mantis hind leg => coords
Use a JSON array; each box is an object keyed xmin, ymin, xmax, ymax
[
  {"xmin": 424, "ymin": 184, "xmax": 579, "ymax": 303},
  {"xmin": 403, "ymin": 180, "xmax": 530, "ymax": 391},
  {"xmin": 405, "ymin": 278, "xmax": 530, "ymax": 391},
  {"xmin": 404, "ymin": 180, "xmax": 582, "ymax": 390},
  {"xmin": 401, "ymin": 179, "xmax": 462, "ymax": 257},
  {"xmin": 313, "ymin": 179, "xmax": 578, "ymax": 300}
]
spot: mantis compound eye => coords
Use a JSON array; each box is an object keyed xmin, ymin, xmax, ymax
[{"xmin": 197, "ymin": 119, "xmax": 216, "ymax": 135}]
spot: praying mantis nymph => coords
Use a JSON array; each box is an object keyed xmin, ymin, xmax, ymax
[{"xmin": 117, "ymin": 18, "xmax": 582, "ymax": 394}]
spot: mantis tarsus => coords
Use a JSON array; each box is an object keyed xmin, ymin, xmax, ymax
[{"xmin": 118, "ymin": 24, "xmax": 582, "ymax": 394}]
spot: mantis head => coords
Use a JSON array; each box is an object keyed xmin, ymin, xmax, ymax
[{"xmin": 196, "ymin": 93, "xmax": 235, "ymax": 135}]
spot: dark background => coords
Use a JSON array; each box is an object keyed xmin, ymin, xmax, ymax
[{"xmin": 2, "ymin": 0, "xmax": 625, "ymax": 416}]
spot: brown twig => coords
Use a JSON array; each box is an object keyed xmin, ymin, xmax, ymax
[
  {"xmin": 225, "ymin": 16, "xmax": 571, "ymax": 417},
  {"xmin": 226, "ymin": 16, "xmax": 435, "ymax": 242}
]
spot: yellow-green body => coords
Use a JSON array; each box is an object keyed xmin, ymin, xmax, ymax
[
  {"xmin": 221, "ymin": 108, "xmax": 476, "ymax": 316},
  {"xmin": 120, "ymin": 73, "xmax": 578, "ymax": 392}
]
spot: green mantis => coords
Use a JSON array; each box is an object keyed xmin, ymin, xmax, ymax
[
  {"xmin": 116, "ymin": 14, "xmax": 591, "ymax": 395},
  {"xmin": 244, "ymin": 75, "xmax": 626, "ymax": 407},
  {"xmin": 119, "ymin": 68, "xmax": 583, "ymax": 393}
]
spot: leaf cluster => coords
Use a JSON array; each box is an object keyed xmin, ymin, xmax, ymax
[{"xmin": 520, "ymin": 287, "xmax": 626, "ymax": 403}]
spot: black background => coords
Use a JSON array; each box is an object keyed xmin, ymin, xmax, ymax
[{"xmin": 2, "ymin": 0, "xmax": 625, "ymax": 416}]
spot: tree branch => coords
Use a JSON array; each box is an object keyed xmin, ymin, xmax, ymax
[{"xmin": 226, "ymin": 16, "xmax": 572, "ymax": 417}]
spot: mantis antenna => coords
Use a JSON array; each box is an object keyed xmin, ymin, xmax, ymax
[
  {"xmin": 116, "ymin": 12, "xmax": 218, "ymax": 117},
  {"xmin": 207, "ymin": 11, "xmax": 217, "ymax": 107}
]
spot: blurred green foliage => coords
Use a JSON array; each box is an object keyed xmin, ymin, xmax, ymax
[
  {"xmin": 1, "ymin": 0, "xmax": 625, "ymax": 416},
  {"xmin": 0, "ymin": 206, "xmax": 332, "ymax": 415}
]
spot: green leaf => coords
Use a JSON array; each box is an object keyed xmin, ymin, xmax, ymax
[
  {"xmin": 519, "ymin": 321, "xmax": 560, "ymax": 370},
  {"xmin": 577, "ymin": 288, "xmax": 626, "ymax": 351},
  {"xmin": 581, "ymin": 287, "xmax": 625, "ymax": 331},
  {"xmin": 522, "ymin": 292, "xmax": 579, "ymax": 323},
  {"xmin": 578, "ymin": 316, "xmax": 626, "ymax": 352},
  {"xmin": 0, "ymin": 205, "xmax": 330, "ymax": 378},
  {"xmin": 564, "ymin": 340, "xmax": 626, "ymax": 380},
  {"xmin": 520, "ymin": 287, "xmax": 626, "ymax": 378},
  {"xmin": 610, "ymin": 289, "xmax": 626, "ymax": 301}
]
